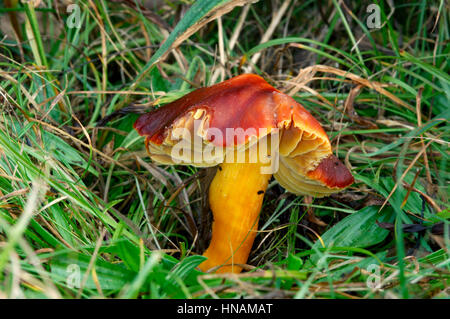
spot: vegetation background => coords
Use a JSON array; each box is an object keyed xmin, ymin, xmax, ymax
[{"xmin": 0, "ymin": 0, "xmax": 448, "ymax": 299}]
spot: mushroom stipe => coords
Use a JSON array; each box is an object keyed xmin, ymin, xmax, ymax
[{"xmin": 134, "ymin": 74, "xmax": 354, "ymax": 273}]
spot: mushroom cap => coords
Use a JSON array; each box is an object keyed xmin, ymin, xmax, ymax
[{"xmin": 134, "ymin": 74, "xmax": 354, "ymax": 196}]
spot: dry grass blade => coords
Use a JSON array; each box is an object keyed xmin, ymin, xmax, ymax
[
  {"xmin": 76, "ymin": 227, "xmax": 107, "ymax": 298},
  {"xmin": 245, "ymin": 0, "xmax": 292, "ymax": 71},
  {"xmin": 286, "ymin": 63, "xmax": 415, "ymax": 112},
  {"xmin": 415, "ymin": 87, "xmax": 433, "ymax": 185},
  {"xmin": 0, "ymin": 188, "xmax": 29, "ymax": 202},
  {"xmin": 378, "ymin": 138, "xmax": 434, "ymax": 212},
  {"xmin": 30, "ymin": 118, "xmax": 137, "ymax": 176}
]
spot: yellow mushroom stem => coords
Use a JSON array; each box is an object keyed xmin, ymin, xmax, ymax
[{"xmin": 199, "ymin": 154, "xmax": 272, "ymax": 273}]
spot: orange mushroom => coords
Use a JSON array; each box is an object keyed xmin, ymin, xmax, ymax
[{"xmin": 134, "ymin": 74, "xmax": 354, "ymax": 273}]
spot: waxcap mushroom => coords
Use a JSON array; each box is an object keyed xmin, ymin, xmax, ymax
[{"xmin": 135, "ymin": 74, "xmax": 354, "ymax": 273}]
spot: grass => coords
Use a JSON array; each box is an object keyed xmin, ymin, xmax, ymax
[{"xmin": 0, "ymin": 0, "xmax": 448, "ymax": 299}]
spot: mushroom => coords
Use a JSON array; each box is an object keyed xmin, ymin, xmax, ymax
[{"xmin": 134, "ymin": 74, "xmax": 354, "ymax": 273}]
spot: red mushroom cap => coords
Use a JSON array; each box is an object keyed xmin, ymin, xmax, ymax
[{"xmin": 134, "ymin": 74, "xmax": 354, "ymax": 196}]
